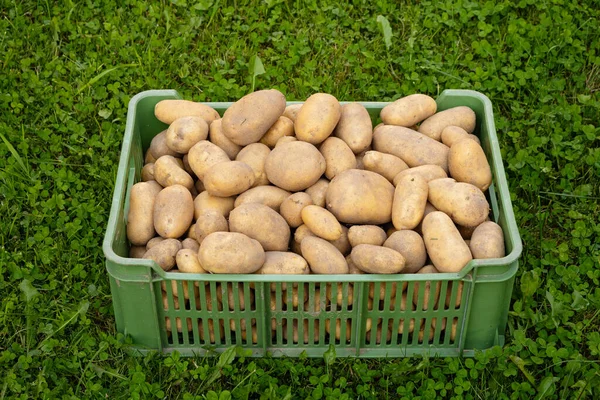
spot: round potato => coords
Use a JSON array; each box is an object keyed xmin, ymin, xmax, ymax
[
  {"xmin": 141, "ymin": 163, "xmax": 155, "ymax": 182},
  {"xmin": 333, "ymin": 103, "xmax": 373, "ymax": 153},
  {"xmin": 198, "ymin": 232, "xmax": 265, "ymax": 274},
  {"xmin": 362, "ymin": 151, "xmax": 409, "ymax": 182},
  {"xmin": 187, "ymin": 140, "xmax": 230, "ymax": 180},
  {"xmin": 294, "ymin": 224, "xmax": 316, "ymax": 244},
  {"xmin": 233, "ymin": 185, "xmax": 291, "ymax": 212},
  {"xmin": 260, "ymin": 116, "xmax": 294, "ymax": 148},
  {"xmin": 154, "ymin": 185, "xmax": 194, "ymax": 239},
  {"xmin": 155, "ymin": 100, "xmax": 220, "ymax": 125},
  {"xmin": 448, "ymin": 138, "xmax": 492, "ymax": 191},
  {"xmin": 422, "ymin": 211, "xmax": 473, "ymax": 273},
  {"xmin": 176, "ymin": 249, "xmax": 206, "ymax": 273},
  {"xmin": 181, "ymin": 238, "xmax": 200, "ymax": 253},
  {"xmin": 257, "ymin": 251, "xmax": 310, "ymax": 275},
  {"xmin": 148, "ymin": 130, "xmax": 180, "ymax": 159},
  {"xmin": 265, "ymin": 141, "xmax": 326, "ymax": 191},
  {"xmin": 393, "ymin": 165, "xmax": 448, "ymax": 186},
  {"xmin": 222, "ymin": 89, "xmax": 286, "ymax": 146},
  {"xmin": 203, "ymin": 161, "xmax": 255, "ymax": 197},
  {"xmin": 319, "ymin": 137, "xmax": 357, "ymax": 179},
  {"xmin": 469, "ymin": 221, "xmax": 505, "ymax": 259},
  {"xmin": 301, "ymin": 205, "xmax": 343, "ymax": 241},
  {"xmin": 283, "ymin": 103, "xmax": 303, "ymax": 122},
  {"xmin": 166, "ymin": 116, "xmax": 209, "ymax": 154},
  {"xmin": 154, "ymin": 155, "xmax": 194, "ymax": 190},
  {"xmin": 143, "ymin": 238, "xmax": 182, "ymax": 271},
  {"xmin": 229, "ymin": 203, "xmax": 290, "ymax": 251},
  {"xmin": 392, "ymin": 174, "xmax": 428, "ymax": 230},
  {"xmin": 280, "ymin": 192, "xmax": 313, "ymax": 228},
  {"xmin": 428, "ymin": 178, "xmax": 490, "ymax": 227},
  {"xmin": 412, "ymin": 265, "xmax": 441, "ymax": 310},
  {"xmin": 146, "ymin": 236, "xmax": 165, "ymax": 250},
  {"xmin": 235, "ymin": 143, "xmax": 270, "ymax": 186},
  {"xmin": 440, "ymin": 125, "xmax": 480, "ymax": 147},
  {"xmin": 209, "ymin": 119, "xmax": 242, "ymax": 159},
  {"xmin": 295, "ymin": 93, "xmax": 341, "ymax": 144},
  {"xmin": 193, "ymin": 191, "xmax": 235, "ymax": 219},
  {"xmin": 305, "ymin": 179, "xmax": 329, "ymax": 207},
  {"xmin": 383, "ymin": 230, "xmax": 427, "ymax": 273},
  {"xmin": 129, "ymin": 246, "xmax": 146, "ymax": 258},
  {"xmin": 301, "ymin": 236, "xmax": 348, "ymax": 274},
  {"xmin": 351, "ymin": 244, "xmax": 406, "ymax": 274},
  {"xmin": 195, "ymin": 209, "xmax": 228, "ymax": 244},
  {"xmin": 326, "ymin": 169, "xmax": 394, "ymax": 224},
  {"xmin": 380, "ymin": 94, "xmax": 437, "ymax": 127},
  {"xmin": 127, "ymin": 181, "xmax": 162, "ymax": 245},
  {"xmin": 347, "ymin": 225, "xmax": 387, "ymax": 247},
  {"xmin": 418, "ymin": 106, "xmax": 476, "ymax": 141}
]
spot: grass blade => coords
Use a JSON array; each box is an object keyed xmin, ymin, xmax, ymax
[{"xmin": 0, "ymin": 131, "xmax": 28, "ymax": 176}]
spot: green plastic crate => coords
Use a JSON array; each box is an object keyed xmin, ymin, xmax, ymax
[{"xmin": 102, "ymin": 89, "xmax": 522, "ymax": 357}]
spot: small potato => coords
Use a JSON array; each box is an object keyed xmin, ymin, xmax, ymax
[
  {"xmin": 141, "ymin": 163, "xmax": 155, "ymax": 182},
  {"xmin": 319, "ymin": 137, "xmax": 357, "ymax": 179},
  {"xmin": 275, "ymin": 136, "xmax": 297, "ymax": 147},
  {"xmin": 155, "ymin": 100, "xmax": 220, "ymax": 125},
  {"xmin": 146, "ymin": 236, "xmax": 165, "ymax": 250},
  {"xmin": 280, "ymin": 192, "xmax": 314, "ymax": 228},
  {"xmin": 294, "ymin": 224, "xmax": 316, "ymax": 244},
  {"xmin": 440, "ymin": 126, "xmax": 480, "ymax": 147},
  {"xmin": 148, "ymin": 130, "xmax": 180, "ymax": 159},
  {"xmin": 445, "ymin": 281, "xmax": 464, "ymax": 309},
  {"xmin": 388, "ymin": 292, "xmax": 410, "ymax": 312},
  {"xmin": 209, "ymin": 119, "xmax": 242, "ymax": 159},
  {"xmin": 383, "ymin": 230, "xmax": 427, "ymax": 273},
  {"xmin": 187, "ymin": 140, "xmax": 230, "ymax": 180},
  {"xmin": 127, "ymin": 181, "xmax": 162, "ymax": 245},
  {"xmin": 448, "ymin": 138, "xmax": 492, "ymax": 191},
  {"xmin": 333, "ymin": 103, "xmax": 373, "ymax": 154},
  {"xmin": 222, "ymin": 89, "xmax": 286, "ymax": 145},
  {"xmin": 368, "ymin": 282, "xmax": 404, "ymax": 300},
  {"xmin": 193, "ymin": 191, "xmax": 235, "ymax": 219},
  {"xmin": 198, "ymin": 232, "xmax": 265, "ymax": 274},
  {"xmin": 235, "ymin": 143, "xmax": 270, "ymax": 186},
  {"xmin": 393, "ymin": 165, "xmax": 448, "ymax": 186},
  {"xmin": 392, "ymin": 174, "xmax": 428, "ymax": 230},
  {"xmin": 143, "ymin": 238, "xmax": 182, "ymax": 271},
  {"xmin": 260, "ymin": 116, "xmax": 295, "ymax": 148},
  {"xmin": 265, "ymin": 141, "xmax": 326, "ymax": 191},
  {"xmin": 182, "ymin": 155, "xmax": 196, "ymax": 178},
  {"xmin": 166, "ymin": 316, "xmax": 193, "ymax": 334},
  {"xmin": 301, "ymin": 236, "xmax": 348, "ymax": 274},
  {"xmin": 325, "ymin": 283, "xmax": 354, "ymax": 307},
  {"xmin": 154, "ymin": 155, "xmax": 194, "ymax": 190},
  {"xmin": 325, "ymin": 319, "xmax": 352, "ymax": 342},
  {"xmin": 469, "ymin": 221, "xmax": 505, "ymax": 259},
  {"xmin": 295, "ymin": 93, "xmax": 341, "ymax": 144},
  {"xmin": 348, "ymin": 225, "xmax": 387, "ymax": 247},
  {"xmin": 176, "ymin": 249, "xmax": 206, "ymax": 273},
  {"xmin": 229, "ymin": 203, "xmax": 290, "ymax": 251},
  {"xmin": 301, "ymin": 205, "xmax": 343, "ymax": 241},
  {"xmin": 217, "ymin": 282, "xmax": 254, "ymax": 311},
  {"xmin": 305, "ymin": 179, "xmax": 329, "ymax": 207},
  {"xmin": 161, "ymin": 291, "xmax": 180, "ymax": 310},
  {"xmin": 129, "ymin": 246, "xmax": 146, "ymax": 258},
  {"xmin": 203, "ymin": 161, "xmax": 255, "ymax": 197},
  {"xmin": 181, "ymin": 238, "xmax": 200, "ymax": 252},
  {"xmin": 257, "ymin": 251, "xmax": 310, "ymax": 275},
  {"xmin": 154, "ymin": 185, "xmax": 194, "ymax": 239},
  {"xmin": 284, "ymin": 319, "xmax": 320, "ymax": 344},
  {"xmin": 188, "ymin": 224, "xmax": 197, "ymax": 240},
  {"xmin": 351, "ymin": 244, "xmax": 406, "ymax": 274},
  {"xmin": 283, "ymin": 103, "xmax": 303, "ymax": 122},
  {"xmin": 198, "ymin": 319, "xmax": 224, "ymax": 343},
  {"xmin": 145, "ymin": 151, "xmax": 156, "ymax": 164},
  {"xmin": 282, "ymin": 285, "xmax": 308, "ymax": 308},
  {"xmin": 422, "ymin": 212, "xmax": 473, "ymax": 273},
  {"xmin": 329, "ymin": 225, "xmax": 351, "ymax": 256},
  {"xmin": 233, "ymin": 185, "xmax": 291, "ymax": 212},
  {"xmin": 195, "ymin": 209, "xmax": 228, "ymax": 244},
  {"xmin": 412, "ymin": 265, "xmax": 442, "ymax": 310},
  {"xmin": 166, "ymin": 116, "xmax": 209, "ymax": 154},
  {"xmin": 428, "ymin": 178, "xmax": 489, "ymax": 227},
  {"xmin": 346, "ymin": 255, "xmax": 364, "ymax": 274},
  {"xmin": 362, "ymin": 151, "xmax": 409, "ymax": 182},
  {"xmin": 419, "ymin": 106, "xmax": 476, "ymax": 141},
  {"xmin": 380, "ymin": 94, "xmax": 437, "ymax": 127}
]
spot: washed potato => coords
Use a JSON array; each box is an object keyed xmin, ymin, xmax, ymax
[
  {"xmin": 222, "ymin": 89, "xmax": 286, "ymax": 145},
  {"xmin": 187, "ymin": 140, "xmax": 230, "ymax": 180},
  {"xmin": 422, "ymin": 211, "xmax": 473, "ymax": 273},
  {"xmin": 351, "ymin": 244, "xmax": 406, "ymax": 274},
  {"xmin": 155, "ymin": 99, "xmax": 220, "ymax": 125},
  {"xmin": 393, "ymin": 164, "xmax": 448, "ymax": 186},
  {"xmin": 383, "ymin": 230, "xmax": 427, "ymax": 273},
  {"xmin": 441, "ymin": 125, "xmax": 480, "ymax": 147},
  {"xmin": 143, "ymin": 238, "xmax": 182, "ymax": 271},
  {"xmin": 347, "ymin": 225, "xmax": 387, "ymax": 247},
  {"xmin": 265, "ymin": 141, "xmax": 326, "ymax": 191},
  {"xmin": 141, "ymin": 163, "xmax": 155, "ymax": 182},
  {"xmin": 392, "ymin": 174, "xmax": 429, "ymax": 230},
  {"xmin": 127, "ymin": 181, "xmax": 162, "ymax": 245},
  {"xmin": 260, "ymin": 116, "xmax": 294, "ymax": 148},
  {"xmin": 428, "ymin": 178, "xmax": 490, "ymax": 227},
  {"xmin": 181, "ymin": 238, "xmax": 200, "ymax": 252},
  {"xmin": 419, "ymin": 106, "xmax": 476, "ymax": 141},
  {"xmin": 305, "ymin": 179, "xmax": 329, "ymax": 207},
  {"xmin": 333, "ymin": 103, "xmax": 373, "ymax": 153},
  {"xmin": 208, "ymin": 119, "xmax": 242, "ymax": 159},
  {"xmin": 234, "ymin": 185, "xmax": 291, "ymax": 211},
  {"xmin": 235, "ymin": 143, "xmax": 270, "ymax": 186},
  {"xmin": 229, "ymin": 203, "xmax": 290, "ymax": 251},
  {"xmin": 148, "ymin": 130, "xmax": 180, "ymax": 159},
  {"xmin": 362, "ymin": 151, "xmax": 409, "ymax": 182},
  {"xmin": 129, "ymin": 246, "xmax": 146, "ymax": 258},
  {"xmin": 283, "ymin": 103, "xmax": 303, "ymax": 122},
  {"xmin": 295, "ymin": 93, "xmax": 341, "ymax": 144},
  {"xmin": 319, "ymin": 137, "xmax": 357, "ymax": 179},
  {"xmin": 469, "ymin": 221, "xmax": 505, "ymax": 259},
  {"xmin": 166, "ymin": 116, "xmax": 209, "ymax": 154},
  {"xmin": 301, "ymin": 236, "xmax": 348, "ymax": 274},
  {"xmin": 448, "ymin": 138, "xmax": 492, "ymax": 191},
  {"xmin": 198, "ymin": 232, "xmax": 265, "ymax": 273},
  {"xmin": 154, "ymin": 155, "xmax": 194, "ymax": 190},
  {"xmin": 146, "ymin": 236, "xmax": 165, "ymax": 250},
  {"xmin": 412, "ymin": 265, "xmax": 441, "ymax": 310},
  {"xmin": 280, "ymin": 192, "xmax": 314, "ymax": 228},
  {"xmin": 176, "ymin": 249, "xmax": 206, "ymax": 273},
  {"xmin": 380, "ymin": 94, "xmax": 437, "ymax": 127},
  {"xmin": 203, "ymin": 161, "xmax": 255, "ymax": 197},
  {"xmin": 154, "ymin": 185, "xmax": 194, "ymax": 238},
  {"xmin": 257, "ymin": 251, "xmax": 310, "ymax": 275},
  {"xmin": 194, "ymin": 209, "xmax": 228, "ymax": 244},
  {"xmin": 193, "ymin": 191, "xmax": 235, "ymax": 218},
  {"xmin": 301, "ymin": 205, "xmax": 342, "ymax": 241}
]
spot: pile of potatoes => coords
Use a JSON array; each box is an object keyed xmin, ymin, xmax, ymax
[{"xmin": 126, "ymin": 89, "xmax": 506, "ymax": 342}]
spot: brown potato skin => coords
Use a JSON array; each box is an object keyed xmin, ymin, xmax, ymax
[
  {"xmin": 264, "ymin": 141, "xmax": 326, "ymax": 191},
  {"xmin": 275, "ymin": 136, "xmax": 297, "ymax": 147},
  {"xmin": 176, "ymin": 249, "xmax": 207, "ymax": 273},
  {"xmin": 295, "ymin": 93, "xmax": 341, "ymax": 145},
  {"xmin": 428, "ymin": 178, "xmax": 490, "ymax": 227},
  {"xmin": 146, "ymin": 236, "xmax": 165, "ymax": 250},
  {"xmin": 448, "ymin": 138, "xmax": 492, "ymax": 191},
  {"xmin": 418, "ymin": 106, "xmax": 476, "ymax": 141},
  {"xmin": 333, "ymin": 103, "xmax": 373, "ymax": 154},
  {"xmin": 166, "ymin": 116, "xmax": 209, "ymax": 154},
  {"xmin": 127, "ymin": 181, "xmax": 163, "ymax": 246},
  {"xmin": 301, "ymin": 236, "xmax": 348, "ymax": 274},
  {"xmin": 129, "ymin": 246, "xmax": 147, "ymax": 258},
  {"xmin": 209, "ymin": 119, "xmax": 242, "ymax": 159},
  {"xmin": 187, "ymin": 140, "xmax": 230, "ymax": 180},
  {"xmin": 329, "ymin": 225, "xmax": 351, "ymax": 256},
  {"xmin": 149, "ymin": 130, "xmax": 180, "ymax": 159},
  {"xmin": 235, "ymin": 143, "xmax": 270, "ymax": 187},
  {"xmin": 469, "ymin": 221, "xmax": 505, "ymax": 259},
  {"xmin": 143, "ymin": 238, "xmax": 182, "ymax": 271},
  {"xmin": 392, "ymin": 174, "xmax": 429, "ymax": 230},
  {"xmin": 347, "ymin": 225, "xmax": 387, "ymax": 247},
  {"xmin": 393, "ymin": 165, "xmax": 448, "ymax": 186},
  {"xmin": 412, "ymin": 265, "xmax": 441, "ymax": 310},
  {"xmin": 256, "ymin": 251, "xmax": 310, "ymax": 275},
  {"xmin": 154, "ymin": 155, "xmax": 194, "ymax": 190},
  {"xmin": 229, "ymin": 203, "xmax": 290, "ymax": 251},
  {"xmin": 195, "ymin": 209, "xmax": 229, "ymax": 244},
  {"xmin": 193, "ymin": 191, "xmax": 235, "ymax": 219},
  {"xmin": 441, "ymin": 126, "xmax": 472, "ymax": 147},
  {"xmin": 198, "ymin": 232, "xmax": 265, "ymax": 274},
  {"xmin": 283, "ymin": 103, "xmax": 303, "ymax": 122},
  {"xmin": 233, "ymin": 185, "xmax": 291, "ymax": 212},
  {"xmin": 181, "ymin": 238, "xmax": 200, "ymax": 252},
  {"xmin": 301, "ymin": 205, "xmax": 343, "ymax": 241},
  {"xmin": 155, "ymin": 100, "xmax": 220, "ymax": 125},
  {"xmin": 305, "ymin": 179, "xmax": 329, "ymax": 207},
  {"xmin": 280, "ymin": 192, "xmax": 314, "ymax": 228},
  {"xmin": 319, "ymin": 137, "xmax": 357, "ymax": 179},
  {"xmin": 383, "ymin": 230, "xmax": 427, "ymax": 273},
  {"xmin": 422, "ymin": 212, "xmax": 473, "ymax": 273},
  {"xmin": 350, "ymin": 244, "xmax": 406, "ymax": 274},
  {"xmin": 362, "ymin": 151, "xmax": 409, "ymax": 182},
  {"xmin": 154, "ymin": 185, "xmax": 194, "ymax": 239},
  {"xmin": 141, "ymin": 163, "xmax": 155, "ymax": 182},
  {"xmin": 260, "ymin": 116, "xmax": 295, "ymax": 148},
  {"xmin": 203, "ymin": 161, "xmax": 255, "ymax": 197},
  {"xmin": 380, "ymin": 94, "xmax": 437, "ymax": 127}
]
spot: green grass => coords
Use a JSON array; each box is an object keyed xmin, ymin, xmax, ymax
[{"xmin": 1, "ymin": 0, "xmax": 599, "ymax": 398}]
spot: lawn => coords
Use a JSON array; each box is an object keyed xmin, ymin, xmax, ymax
[{"xmin": 1, "ymin": 0, "xmax": 599, "ymax": 398}]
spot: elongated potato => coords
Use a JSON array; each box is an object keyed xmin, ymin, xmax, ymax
[
  {"xmin": 392, "ymin": 174, "xmax": 428, "ymax": 230},
  {"xmin": 176, "ymin": 249, "xmax": 206, "ymax": 273},
  {"xmin": 154, "ymin": 185, "xmax": 194, "ymax": 238},
  {"xmin": 187, "ymin": 140, "xmax": 230, "ymax": 180},
  {"xmin": 301, "ymin": 205, "xmax": 343, "ymax": 241},
  {"xmin": 127, "ymin": 181, "xmax": 162, "ymax": 245},
  {"xmin": 193, "ymin": 191, "xmax": 235, "ymax": 219},
  {"xmin": 362, "ymin": 151, "xmax": 409, "ymax": 182},
  {"xmin": 265, "ymin": 141, "xmax": 326, "ymax": 191},
  {"xmin": 295, "ymin": 93, "xmax": 341, "ymax": 144},
  {"xmin": 333, "ymin": 103, "xmax": 373, "ymax": 154},
  {"xmin": 198, "ymin": 232, "xmax": 265, "ymax": 274},
  {"xmin": 380, "ymin": 94, "xmax": 437, "ymax": 127},
  {"xmin": 305, "ymin": 179, "xmax": 329, "ymax": 207},
  {"xmin": 280, "ymin": 192, "xmax": 313, "ymax": 228},
  {"xmin": 428, "ymin": 178, "xmax": 489, "ymax": 227},
  {"xmin": 351, "ymin": 244, "xmax": 406, "ymax": 274},
  {"xmin": 141, "ymin": 163, "xmax": 155, "ymax": 182},
  {"xmin": 393, "ymin": 165, "xmax": 448, "ymax": 186},
  {"xmin": 195, "ymin": 209, "xmax": 228, "ymax": 244},
  {"xmin": 469, "ymin": 221, "xmax": 505, "ymax": 259},
  {"xmin": 412, "ymin": 265, "xmax": 441, "ymax": 310},
  {"xmin": 229, "ymin": 203, "xmax": 290, "ymax": 251},
  {"xmin": 209, "ymin": 119, "xmax": 242, "ymax": 159},
  {"xmin": 148, "ymin": 130, "xmax": 179, "ymax": 159},
  {"xmin": 422, "ymin": 212, "xmax": 472, "ymax": 273},
  {"xmin": 235, "ymin": 143, "xmax": 270, "ymax": 186},
  {"xmin": 166, "ymin": 116, "xmax": 209, "ymax": 154},
  {"xmin": 419, "ymin": 106, "xmax": 476, "ymax": 141},
  {"xmin": 319, "ymin": 137, "xmax": 357, "ymax": 179},
  {"xmin": 143, "ymin": 238, "xmax": 182, "ymax": 271},
  {"xmin": 260, "ymin": 116, "xmax": 294, "ymax": 148},
  {"xmin": 257, "ymin": 251, "xmax": 310, "ymax": 275},
  {"xmin": 448, "ymin": 138, "xmax": 492, "ymax": 191},
  {"xmin": 233, "ymin": 185, "xmax": 291, "ymax": 212},
  {"xmin": 155, "ymin": 100, "xmax": 220, "ymax": 125},
  {"xmin": 203, "ymin": 161, "xmax": 255, "ymax": 197},
  {"xmin": 441, "ymin": 126, "xmax": 480, "ymax": 147},
  {"xmin": 154, "ymin": 155, "xmax": 194, "ymax": 190},
  {"xmin": 283, "ymin": 103, "xmax": 303, "ymax": 122},
  {"xmin": 301, "ymin": 236, "xmax": 348, "ymax": 274},
  {"xmin": 348, "ymin": 225, "xmax": 387, "ymax": 247},
  {"xmin": 414, "ymin": 202, "xmax": 439, "ymax": 235},
  {"xmin": 373, "ymin": 125, "xmax": 449, "ymax": 172},
  {"xmin": 222, "ymin": 89, "xmax": 286, "ymax": 145}
]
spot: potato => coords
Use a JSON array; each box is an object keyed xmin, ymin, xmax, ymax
[
  {"xmin": 203, "ymin": 161, "xmax": 255, "ymax": 197},
  {"xmin": 348, "ymin": 225, "xmax": 387, "ymax": 247},
  {"xmin": 333, "ymin": 103, "xmax": 373, "ymax": 153},
  {"xmin": 155, "ymin": 100, "xmax": 220, "ymax": 125},
  {"xmin": 127, "ymin": 181, "xmax": 162, "ymax": 245},
  {"xmin": 284, "ymin": 319, "xmax": 320, "ymax": 344},
  {"xmin": 154, "ymin": 185, "xmax": 194, "ymax": 238},
  {"xmin": 319, "ymin": 137, "xmax": 357, "ymax": 179},
  {"xmin": 445, "ymin": 281, "xmax": 464, "ymax": 308},
  {"xmin": 329, "ymin": 225, "xmax": 351, "ymax": 255},
  {"xmin": 145, "ymin": 151, "xmax": 156, "ymax": 164},
  {"xmin": 146, "ymin": 236, "xmax": 165, "ymax": 250},
  {"xmin": 417, "ymin": 318, "xmax": 446, "ymax": 342},
  {"xmin": 141, "ymin": 163, "xmax": 155, "ymax": 182},
  {"xmin": 368, "ymin": 282, "xmax": 404, "ymax": 300},
  {"xmin": 195, "ymin": 209, "xmax": 228, "ymax": 244},
  {"xmin": 265, "ymin": 141, "xmax": 326, "ymax": 191},
  {"xmin": 469, "ymin": 221, "xmax": 505, "ymax": 259},
  {"xmin": 448, "ymin": 138, "xmax": 492, "ymax": 191},
  {"xmin": 233, "ymin": 185, "xmax": 291, "ymax": 212},
  {"xmin": 419, "ymin": 106, "xmax": 476, "ymax": 141},
  {"xmin": 198, "ymin": 319, "xmax": 224, "ymax": 343},
  {"xmin": 222, "ymin": 89, "xmax": 286, "ymax": 145},
  {"xmin": 393, "ymin": 165, "xmax": 448, "ymax": 186},
  {"xmin": 397, "ymin": 317, "xmax": 416, "ymax": 335},
  {"xmin": 283, "ymin": 103, "xmax": 303, "ymax": 122},
  {"xmin": 326, "ymin": 169, "xmax": 394, "ymax": 224},
  {"xmin": 148, "ymin": 130, "xmax": 180, "ymax": 159},
  {"xmin": 282, "ymin": 285, "xmax": 308, "ymax": 308},
  {"xmin": 355, "ymin": 151, "xmax": 366, "ymax": 170},
  {"xmin": 162, "ymin": 271, "xmax": 194, "ymax": 300},
  {"xmin": 383, "ymin": 230, "xmax": 427, "ymax": 273},
  {"xmin": 257, "ymin": 251, "xmax": 310, "ymax": 275},
  {"xmin": 428, "ymin": 178, "xmax": 490, "ymax": 227},
  {"xmin": 198, "ymin": 232, "xmax": 265, "ymax": 273},
  {"xmin": 304, "ymin": 288, "xmax": 324, "ymax": 312},
  {"xmin": 230, "ymin": 319, "xmax": 257, "ymax": 343},
  {"xmin": 165, "ymin": 116, "xmax": 209, "ymax": 154},
  {"xmin": 301, "ymin": 205, "xmax": 343, "ymax": 241},
  {"xmin": 280, "ymin": 192, "xmax": 314, "ymax": 228},
  {"xmin": 195, "ymin": 180, "xmax": 205, "ymax": 193},
  {"xmin": 154, "ymin": 155, "xmax": 194, "ymax": 190},
  {"xmin": 176, "ymin": 249, "xmax": 206, "ymax": 273},
  {"xmin": 229, "ymin": 203, "xmax": 290, "ymax": 251},
  {"xmin": 392, "ymin": 174, "xmax": 428, "ymax": 230},
  {"xmin": 346, "ymin": 255, "xmax": 364, "ymax": 274},
  {"xmin": 380, "ymin": 94, "xmax": 437, "ymax": 127},
  {"xmin": 129, "ymin": 246, "xmax": 146, "ymax": 258},
  {"xmin": 181, "ymin": 238, "xmax": 200, "ymax": 253},
  {"xmin": 325, "ymin": 319, "xmax": 351, "ymax": 342},
  {"xmin": 294, "ymin": 224, "xmax": 316, "ymax": 243},
  {"xmin": 260, "ymin": 116, "xmax": 294, "ymax": 148},
  {"xmin": 388, "ymin": 292, "xmax": 410, "ymax": 312},
  {"xmin": 235, "ymin": 143, "xmax": 270, "ymax": 187},
  {"xmin": 362, "ymin": 151, "xmax": 409, "ymax": 182},
  {"xmin": 143, "ymin": 238, "xmax": 182, "ymax": 271},
  {"xmin": 217, "ymin": 282, "xmax": 254, "ymax": 311},
  {"xmin": 305, "ymin": 179, "xmax": 329, "ymax": 207},
  {"xmin": 422, "ymin": 212, "xmax": 473, "ymax": 273},
  {"xmin": 275, "ymin": 136, "xmax": 297, "ymax": 147},
  {"xmin": 208, "ymin": 119, "xmax": 242, "ymax": 159},
  {"xmin": 193, "ymin": 191, "xmax": 235, "ymax": 219},
  {"xmin": 166, "ymin": 316, "xmax": 193, "ymax": 334},
  {"xmin": 440, "ymin": 126, "xmax": 480, "ymax": 147},
  {"xmin": 373, "ymin": 125, "xmax": 449, "ymax": 172},
  {"xmin": 325, "ymin": 283, "xmax": 354, "ymax": 307},
  {"xmin": 301, "ymin": 236, "xmax": 348, "ymax": 274},
  {"xmin": 161, "ymin": 291, "xmax": 180, "ymax": 310},
  {"xmin": 295, "ymin": 93, "xmax": 341, "ymax": 144},
  {"xmin": 351, "ymin": 244, "xmax": 405, "ymax": 274},
  {"xmin": 412, "ymin": 265, "xmax": 441, "ymax": 310},
  {"xmin": 187, "ymin": 140, "xmax": 230, "ymax": 180},
  {"xmin": 414, "ymin": 202, "xmax": 439, "ymax": 235}
]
